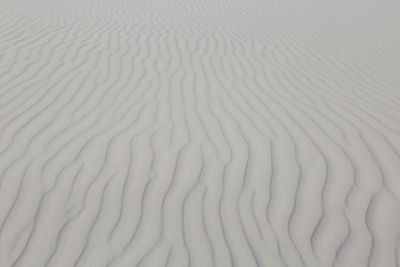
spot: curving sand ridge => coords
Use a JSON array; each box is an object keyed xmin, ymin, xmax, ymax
[{"xmin": 1, "ymin": 0, "xmax": 400, "ymax": 265}]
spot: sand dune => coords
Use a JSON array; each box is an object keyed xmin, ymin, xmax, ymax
[{"xmin": 1, "ymin": 0, "xmax": 400, "ymax": 266}]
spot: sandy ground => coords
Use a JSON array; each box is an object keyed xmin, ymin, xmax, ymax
[{"xmin": 1, "ymin": 0, "xmax": 400, "ymax": 266}]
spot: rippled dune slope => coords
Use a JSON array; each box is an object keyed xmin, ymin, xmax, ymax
[{"xmin": 1, "ymin": 0, "xmax": 400, "ymax": 266}]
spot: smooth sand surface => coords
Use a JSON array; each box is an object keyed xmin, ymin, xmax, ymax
[{"xmin": 1, "ymin": 0, "xmax": 400, "ymax": 266}]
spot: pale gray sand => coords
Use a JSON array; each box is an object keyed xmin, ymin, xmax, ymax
[{"xmin": 0, "ymin": 0, "xmax": 400, "ymax": 266}]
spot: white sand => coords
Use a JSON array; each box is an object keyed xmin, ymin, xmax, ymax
[{"xmin": 1, "ymin": 0, "xmax": 400, "ymax": 265}]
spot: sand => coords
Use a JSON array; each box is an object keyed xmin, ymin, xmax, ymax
[{"xmin": 0, "ymin": 0, "xmax": 400, "ymax": 265}]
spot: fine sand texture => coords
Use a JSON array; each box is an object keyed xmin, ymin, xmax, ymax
[{"xmin": 1, "ymin": 0, "xmax": 400, "ymax": 266}]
